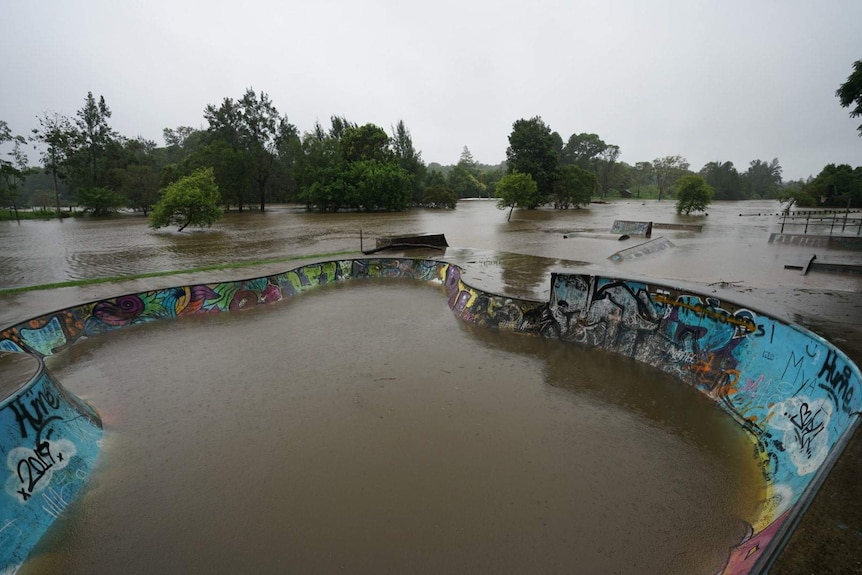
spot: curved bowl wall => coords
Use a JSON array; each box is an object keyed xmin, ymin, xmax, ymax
[{"xmin": 1, "ymin": 257, "xmax": 859, "ymax": 574}]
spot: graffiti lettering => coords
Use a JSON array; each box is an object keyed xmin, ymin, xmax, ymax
[
  {"xmin": 7, "ymin": 388, "xmax": 61, "ymax": 440},
  {"xmin": 788, "ymin": 403, "xmax": 826, "ymax": 459},
  {"xmin": 654, "ymin": 295, "xmax": 758, "ymax": 333},
  {"xmin": 668, "ymin": 347, "xmax": 696, "ymax": 364},
  {"xmin": 762, "ymin": 351, "xmax": 775, "ymax": 361},
  {"xmin": 15, "ymin": 441, "xmax": 56, "ymax": 501},
  {"xmin": 818, "ymin": 349, "xmax": 855, "ymax": 413}
]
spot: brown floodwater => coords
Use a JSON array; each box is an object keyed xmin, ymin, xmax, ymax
[
  {"xmin": 2, "ymin": 200, "xmax": 861, "ymax": 296},
  {"xmin": 22, "ymin": 280, "xmax": 762, "ymax": 575}
]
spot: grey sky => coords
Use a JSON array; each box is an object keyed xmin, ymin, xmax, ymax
[{"xmin": 2, "ymin": 0, "xmax": 860, "ymax": 180}]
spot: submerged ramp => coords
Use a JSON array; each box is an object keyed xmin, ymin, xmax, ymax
[
  {"xmin": 608, "ymin": 236, "xmax": 675, "ymax": 261},
  {"xmin": 0, "ymin": 258, "xmax": 859, "ymax": 574}
]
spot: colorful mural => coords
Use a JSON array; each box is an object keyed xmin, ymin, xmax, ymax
[{"xmin": 0, "ymin": 258, "xmax": 859, "ymax": 574}]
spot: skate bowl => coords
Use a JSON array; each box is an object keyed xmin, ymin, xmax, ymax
[{"xmin": 1, "ymin": 257, "xmax": 860, "ymax": 574}]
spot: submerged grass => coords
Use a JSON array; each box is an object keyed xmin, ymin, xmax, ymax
[{"xmin": 0, "ymin": 250, "xmax": 357, "ymax": 296}]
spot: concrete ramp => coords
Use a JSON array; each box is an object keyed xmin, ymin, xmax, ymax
[
  {"xmin": 608, "ymin": 236, "xmax": 675, "ymax": 261},
  {"xmin": 1, "ymin": 257, "xmax": 859, "ymax": 574},
  {"xmin": 611, "ymin": 220, "xmax": 653, "ymax": 237}
]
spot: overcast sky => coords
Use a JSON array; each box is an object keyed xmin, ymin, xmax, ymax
[{"xmin": 2, "ymin": 0, "xmax": 860, "ymax": 180}]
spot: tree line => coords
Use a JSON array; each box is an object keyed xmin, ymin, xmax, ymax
[
  {"xmin": 0, "ymin": 89, "xmax": 437, "ymax": 220},
  {"xmin": 2, "ymin": 59, "xmax": 861, "ymax": 221}
]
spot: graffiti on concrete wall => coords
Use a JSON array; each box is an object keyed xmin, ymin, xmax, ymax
[
  {"xmin": 542, "ymin": 272, "xmax": 862, "ymax": 573},
  {"xmin": 0, "ymin": 259, "xmax": 859, "ymax": 575},
  {"xmin": 611, "ymin": 220, "xmax": 653, "ymax": 237},
  {"xmin": 1, "ymin": 366, "xmax": 102, "ymax": 572}
]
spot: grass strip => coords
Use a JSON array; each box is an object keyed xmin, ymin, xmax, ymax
[{"xmin": 0, "ymin": 250, "xmax": 357, "ymax": 296}]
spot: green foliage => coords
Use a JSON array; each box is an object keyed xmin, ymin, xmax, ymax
[
  {"xmin": 744, "ymin": 158, "xmax": 782, "ymax": 199},
  {"xmin": 836, "ymin": 59, "xmax": 862, "ymax": 137},
  {"xmin": 804, "ymin": 163, "xmax": 862, "ymax": 207},
  {"xmin": 506, "ymin": 117, "xmax": 559, "ymax": 203},
  {"xmin": 653, "ymin": 155, "xmax": 690, "ymax": 201},
  {"xmin": 203, "ymin": 89, "xmax": 295, "ymax": 211},
  {"xmin": 554, "ymin": 165, "xmax": 596, "ymax": 208},
  {"xmin": 699, "ymin": 161, "xmax": 743, "ymax": 200},
  {"xmin": 295, "ymin": 117, "xmax": 415, "ymax": 212},
  {"xmin": 778, "ymin": 188, "xmax": 817, "ymax": 208},
  {"xmin": 77, "ymin": 187, "xmax": 126, "ymax": 216},
  {"xmin": 421, "ymin": 186, "xmax": 457, "ymax": 209},
  {"xmin": 561, "ymin": 133, "xmax": 607, "ymax": 170},
  {"xmin": 675, "ymin": 175, "xmax": 713, "ymax": 215},
  {"xmin": 496, "ymin": 171, "xmax": 538, "ymax": 221},
  {"xmin": 391, "ymin": 120, "xmax": 426, "ymax": 205},
  {"xmin": 149, "ymin": 167, "xmax": 222, "ymax": 231},
  {"xmin": 348, "ymin": 160, "xmax": 412, "ymax": 211},
  {"xmin": 68, "ymin": 92, "xmax": 118, "ymax": 190}
]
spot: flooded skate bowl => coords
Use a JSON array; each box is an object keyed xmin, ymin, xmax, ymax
[{"xmin": 1, "ymin": 258, "xmax": 860, "ymax": 574}]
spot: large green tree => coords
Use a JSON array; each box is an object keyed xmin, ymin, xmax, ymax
[
  {"xmin": 560, "ymin": 132, "xmax": 607, "ymax": 172},
  {"xmin": 204, "ymin": 89, "xmax": 295, "ymax": 212},
  {"xmin": 149, "ymin": 167, "xmax": 222, "ymax": 231},
  {"xmin": 68, "ymin": 92, "xmax": 118, "ymax": 190},
  {"xmin": 805, "ymin": 163, "xmax": 862, "ymax": 207},
  {"xmin": 391, "ymin": 120, "xmax": 426, "ymax": 205},
  {"xmin": 295, "ymin": 117, "xmax": 413, "ymax": 212},
  {"xmin": 675, "ymin": 175, "xmax": 713, "ymax": 214},
  {"xmin": 699, "ymin": 161, "xmax": 743, "ymax": 200},
  {"xmin": 505, "ymin": 117, "xmax": 559, "ymax": 205},
  {"xmin": 743, "ymin": 158, "xmax": 782, "ymax": 199},
  {"xmin": 836, "ymin": 59, "xmax": 862, "ymax": 137}
]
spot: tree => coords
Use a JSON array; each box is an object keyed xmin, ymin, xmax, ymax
[
  {"xmin": 743, "ymin": 158, "xmax": 782, "ymax": 199},
  {"xmin": 505, "ymin": 117, "xmax": 559, "ymax": 204},
  {"xmin": 630, "ymin": 161, "xmax": 655, "ymax": 197},
  {"xmin": 111, "ymin": 137, "xmax": 160, "ymax": 214},
  {"xmin": 422, "ymin": 186, "xmax": 457, "ymax": 209},
  {"xmin": 69, "ymin": 92, "xmax": 118, "ymax": 190},
  {"xmin": 652, "ymin": 155, "xmax": 690, "ymax": 201},
  {"xmin": 77, "ymin": 187, "xmax": 126, "ymax": 216},
  {"xmin": 496, "ymin": 171, "xmax": 538, "ymax": 221},
  {"xmin": 595, "ymin": 144, "xmax": 622, "ymax": 198},
  {"xmin": 295, "ymin": 117, "xmax": 413, "ymax": 212},
  {"xmin": 699, "ymin": 161, "xmax": 743, "ymax": 200},
  {"xmin": 349, "ymin": 159, "xmax": 412, "ymax": 211},
  {"xmin": 554, "ymin": 165, "xmax": 596, "ymax": 209},
  {"xmin": 31, "ymin": 112, "xmax": 76, "ymax": 219},
  {"xmin": 0, "ymin": 122, "xmax": 28, "ymax": 222},
  {"xmin": 391, "ymin": 120, "xmax": 426, "ymax": 205},
  {"xmin": 204, "ymin": 89, "xmax": 293, "ymax": 212},
  {"xmin": 675, "ymin": 175, "xmax": 713, "ymax": 215},
  {"xmin": 560, "ymin": 133, "xmax": 607, "ymax": 172},
  {"xmin": 836, "ymin": 59, "xmax": 862, "ymax": 137},
  {"xmin": 149, "ymin": 167, "xmax": 222, "ymax": 231},
  {"xmin": 805, "ymin": 163, "xmax": 862, "ymax": 207}
]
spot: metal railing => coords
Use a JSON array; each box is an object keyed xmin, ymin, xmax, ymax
[{"xmin": 778, "ymin": 209, "xmax": 862, "ymax": 235}]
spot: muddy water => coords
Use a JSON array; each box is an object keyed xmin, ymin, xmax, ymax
[
  {"xmin": 2, "ymin": 200, "xmax": 861, "ymax": 293},
  {"xmin": 23, "ymin": 280, "xmax": 761, "ymax": 575}
]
